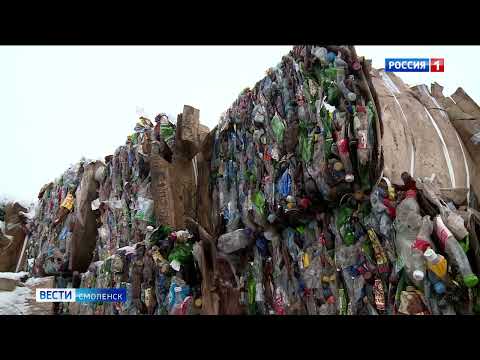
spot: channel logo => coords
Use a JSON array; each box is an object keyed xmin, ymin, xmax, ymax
[
  {"xmin": 36, "ymin": 288, "xmax": 127, "ymax": 303},
  {"xmin": 385, "ymin": 58, "xmax": 444, "ymax": 72}
]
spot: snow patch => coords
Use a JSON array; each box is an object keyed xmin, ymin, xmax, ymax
[
  {"xmin": 0, "ymin": 285, "xmax": 31, "ymax": 315},
  {"xmin": 0, "ymin": 272, "xmax": 29, "ymax": 281}
]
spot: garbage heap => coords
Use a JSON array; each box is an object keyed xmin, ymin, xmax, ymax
[
  {"xmin": 28, "ymin": 109, "xmax": 210, "ymax": 315},
  {"xmin": 28, "ymin": 162, "xmax": 87, "ymax": 276},
  {"xmin": 27, "ymin": 45, "xmax": 480, "ymax": 315},
  {"xmin": 69, "ymin": 113, "xmax": 207, "ymax": 315},
  {"xmin": 198, "ymin": 45, "xmax": 480, "ymax": 315}
]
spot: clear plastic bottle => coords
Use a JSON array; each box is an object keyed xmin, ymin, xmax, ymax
[
  {"xmin": 338, "ymin": 80, "xmax": 357, "ymax": 102},
  {"xmin": 443, "ymin": 210, "xmax": 470, "ymax": 252},
  {"xmin": 333, "ymin": 112, "xmax": 354, "ymax": 182},
  {"xmin": 423, "ymin": 248, "xmax": 447, "ymax": 280},
  {"xmin": 353, "ymin": 106, "xmax": 369, "ymax": 166},
  {"xmin": 334, "ymin": 52, "xmax": 348, "ymax": 72},
  {"xmin": 217, "ymin": 229, "xmax": 250, "ymax": 254},
  {"xmin": 311, "ymin": 46, "xmax": 328, "ymax": 65},
  {"xmin": 426, "ymin": 269, "xmax": 446, "ymax": 295},
  {"xmin": 394, "ymin": 190, "xmax": 426, "ymax": 288},
  {"xmin": 434, "ymin": 216, "xmax": 478, "ymax": 288}
]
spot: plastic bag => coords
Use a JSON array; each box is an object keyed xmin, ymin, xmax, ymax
[
  {"xmin": 253, "ymin": 191, "xmax": 266, "ymax": 216},
  {"xmin": 299, "ymin": 128, "xmax": 313, "ymax": 163},
  {"xmin": 271, "ymin": 114, "xmax": 286, "ymax": 144},
  {"xmin": 217, "ymin": 229, "xmax": 250, "ymax": 254},
  {"xmin": 278, "ymin": 170, "xmax": 292, "ymax": 198},
  {"xmin": 167, "ymin": 242, "xmax": 193, "ymax": 266},
  {"xmin": 135, "ymin": 197, "xmax": 154, "ymax": 223}
]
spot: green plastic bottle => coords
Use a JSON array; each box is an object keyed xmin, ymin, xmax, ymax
[
  {"xmin": 247, "ymin": 272, "xmax": 256, "ymax": 315},
  {"xmin": 324, "ymin": 65, "xmax": 337, "ymax": 82},
  {"xmin": 337, "ymin": 207, "xmax": 355, "ymax": 246}
]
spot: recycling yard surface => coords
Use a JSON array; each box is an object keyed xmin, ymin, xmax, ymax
[{"xmin": 0, "ymin": 274, "xmax": 54, "ymax": 315}]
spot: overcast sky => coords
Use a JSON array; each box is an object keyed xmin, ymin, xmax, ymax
[{"xmin": 1, "ymin": 45, "xmax": 479, "ymax": 204}]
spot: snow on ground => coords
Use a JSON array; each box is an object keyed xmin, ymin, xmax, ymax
[
  {"xmin": 0, "ymin": 272, "xmax": 53, "ymax": 315},
  {"xmin": 0, "ymin": 271, "xmax": 29, "ymax": 281},
  {"xmin": 0, "ymin": 284, "xmax": 31, "ymax": 315},
  {"xmin": 25, "ymin": 276, "xmax": 48, "ymax": 286}
]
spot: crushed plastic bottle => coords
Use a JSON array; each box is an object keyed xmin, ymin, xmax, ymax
[
  {"xmin": 434, "ymin": 216, "xmax": 478, "ymax": 288},
  {"xmin": 394, "ymin": 190, "xmax": 426, "ymax": 288}
]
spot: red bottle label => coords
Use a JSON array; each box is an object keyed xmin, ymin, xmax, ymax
[
  {"xmin": 434, "ymin": 217, "xmax": 450, "ymax": 251},
  {"xmin": 357, "ymin": 130, "xmax": 368, "ymax": 149},
  {"xmin": 338, "ymin": 138, "xmax": 349, "ymax": 155}
]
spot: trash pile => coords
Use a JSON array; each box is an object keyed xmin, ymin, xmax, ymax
[
  {"xmin": 28, "ymin": 162, "xmax": 85, "ymax": 277},
  {"xmin": 23, "ymin": 45, "xmax": 480, "ymax": 315},
  {"xmin": 204, "ymin": 45, "xmax": 480, "ymax": 315},
  {"xmin": 48, "ymin": 112, "xmax": 205, "ymax": 315}
]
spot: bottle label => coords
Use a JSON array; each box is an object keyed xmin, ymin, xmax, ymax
[
  {"xmin": 170, "ymin": 260, "xmax": 181, "ymax": 272},
  {"xmin": 357, "ymin": 130, "xmax": 368, "ymax": 149},
  {"xmin": 434, "ymin": 217, "xmax": 451, "ymax": 252},
  {"xmin": 337, "ymin": 138, "xmax": 349, "ymax": 155}
]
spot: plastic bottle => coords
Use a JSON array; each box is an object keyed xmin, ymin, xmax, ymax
[
  {"xmin": 333, "ymin": 112, "xmax": 354, "ymax": 182},
  {"xmin": 338, "ymin": 80, "xmax": 357, "ymax": 102},
  {"xmin": 334, "ymin": 52, "xmax": 348, "ymax": 72},
  {"xmin": 394, "ymin": 190, "xmax": 426, "ymax": 287},
  {"xmin": 443, "ymin": 210, "xmax": 470, "ymax": 252},
  {"xmin": 426, "ymin": 269, "xmax": 446, "ymax": 295},
  {"xmin": 327, "ymin": 51, "xmax": 336, "ymax": 64},
  {"xmin": 423, "ymin": 248, "xmax": 447, "ymax": 280},
  {"xmin": 353, "ymin": 106, "xmax": 369, "ymax": 166},
  {"xmin": 217, "ymin": 229, "xmax": 250, "ymax": 254},
  {"xmin": 370, "ymin": 187, "xmax": 393, "ymax": 242},
  {"xmin": 337, "ymin": 206, "xmax": 355, "ymax": 246},
  {"xmin": 434, "ymin": 216, "xmax": 478, "ymax": 288},
  {"xmin": 311, "ymin": 46, "xmax": 328, "ymax": 65}
]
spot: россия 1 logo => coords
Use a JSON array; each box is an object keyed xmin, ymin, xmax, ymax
[{"xmin": 385, "ymin": 58, "xmax": 444, "ymax": 72}]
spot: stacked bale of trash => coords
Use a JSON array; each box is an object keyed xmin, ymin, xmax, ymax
[
  {"xmin": 201, "ymin": 45, "xmax": 480, "ymax": 315},
  {"xmin": 65, "ymin": 111, "xmax": 207, "ymax": 315},
  {"xmin": 28, "ymin": 45, "xmax": 480, "ymax": 315},
  {"xmin": 28, "ymin": 163, "xmax": 85, "ymax": 277},
  {"xmin": 371, "ymin": 69, "xmax": 478, "ymax": 207}
]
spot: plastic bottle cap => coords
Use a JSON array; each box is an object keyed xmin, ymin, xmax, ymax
[
  {"xmin": 334, "ymin": 162, "xmax": 344, "ymax": 171},
  {"xmin": 347, "ymin": 92, "xmax": 357, "ymax": 102},
  {"xmin": 423, "ymin": 248, "xmax": 438, "ymax": 262},
  {"xmin": 433, "ymin": 282, "xmax": 446, "ymax": 295},
  {"xmin": 345, "ymin": 174, "xmax": 355, "ymax": 183},
  {"xmin": 463, "ymin": 274, "xmax": 479, "ymax": 288},
  {"xmin": 300, "ymin": 198, "xmax": 311, "ymax": 208},
  {"xmin": 413, "ymin": 270, "xmax": 424, "ymax": 281}
]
